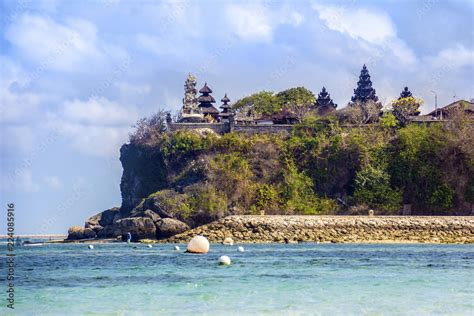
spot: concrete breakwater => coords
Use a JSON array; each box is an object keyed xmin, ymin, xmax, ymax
[{"xmin": 166, "ymin": 215, "xmax": 474, "ymax": 244}]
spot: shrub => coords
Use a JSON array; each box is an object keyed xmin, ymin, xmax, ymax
[
  {"xmin": 163, "ymin": 130, "xmax": 209, "ymax": 158},
  {"xmin": 254, "ymin": 184, "xmax": 280, "ymax": 213},
  {"xmin": 129, "ymin": 110, "xmax": 168, "ymax": 145},
  {"xmin": 353, "ymin": 165, "xmax": 402, "ymax": 213}
]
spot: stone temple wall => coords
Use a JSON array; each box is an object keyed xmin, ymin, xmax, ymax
[
  {"xmin": 168, "ymin": 122, "xmax": 294, "ymax": 135},
  {"xmin": 232, "ymin": 124, "xmax": 293, "ymax": 135},
  {"xmin": 168, "ymin": 123, "xmax": 229, "ymax": 135}
]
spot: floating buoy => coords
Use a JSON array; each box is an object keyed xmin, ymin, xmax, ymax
[
  {"xmin": 238, "ymin": 246, "xmax": 244, "ymax": 252},
  {"xmin": 88, "ymin": 245, "xmax": 94, "ymax": 250},
  {"xmin": 187, "ymin": 236, "xmax": 209, "ymax": 254},
  {"xmin": 218, "ymin": 255, "xmax": 231, "ymax": 265},
  {"xmin": 147, "ymin": 244, "xmax": 153, "ymax": 248},
  {"xmin": 174, "ymin": 245, "xmax": 180, "ymax": 251},
  {"xmin": 223, "ymin": 237, "xmax": 234, "ymax": 246}
]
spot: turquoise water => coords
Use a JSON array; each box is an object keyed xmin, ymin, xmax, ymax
[{"xmin": 1, "ymin": 243, "xmax": 473, "ymax": 315}]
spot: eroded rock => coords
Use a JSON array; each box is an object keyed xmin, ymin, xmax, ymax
[{"xmin": 156, "ymin": 218, "xmax": 190, "ymax": 239}]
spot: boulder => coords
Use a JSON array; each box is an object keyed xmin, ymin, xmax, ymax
[
  {"xmin": 85, "ymin": 207, "xmax": 121, "ymax": 228},
  {"xmin": 99, "ymin": 207, "xmax": 121, "ymax": 226},
  {"xmin": 83, "ymin": 228, "xmax": 97, "ymax": 239},
  {"xmin": 143, "ymin": 209, "xmax": 161, "ymax": 223},
  {"xmin": 115, "ymin": 217, "xmax": 156, "ymax": 241},
  {"xmin": 186, "ymin": 236, "xmax": 209, "ymax": 254},
  {"xmin": 143, "ymin": 197, "xmax": 174, "ymax": 218},
  {"xmin": 96, "ymin": 225, "xmax": 122, "ymax": 239},
  {"xmin": 156, "ymin": 218, "xmax": 190, "ymax": 239},
  {"xmin": 67, "ymin": 226, "xmax": 85, "ymax": 240}
]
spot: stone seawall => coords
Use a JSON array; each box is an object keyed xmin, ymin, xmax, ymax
[{"xmin": 166, "ymin": 215, "xmax": 474, "ymax": 244}]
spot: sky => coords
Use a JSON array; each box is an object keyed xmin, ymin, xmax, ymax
[{"xmin": 0, "ymin": 0, "xmax": 473, "ymax": 234}]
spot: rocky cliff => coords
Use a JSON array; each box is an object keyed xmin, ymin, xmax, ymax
[{"xmin": 119, "ymin": 143, "xmax": 169, "ymax": 213}]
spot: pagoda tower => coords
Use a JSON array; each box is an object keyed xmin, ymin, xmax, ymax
[
  {"xmin": 351, "ymin": 64, "xmax": 379, "ymax": 103},
  {"xmin": 399, "ymin": 86, "xmax": 413, "ymax": 99},
  {"xmin": 198, "ymin": 83, "xmax": 220, "ymax": 120},
  {"xmin": 219, "ymin": 94, "xmax": 232, "ymax": 121},
  {"xmin": 315, "ymin": 87, "xmax": 337, "ymax": 116}
]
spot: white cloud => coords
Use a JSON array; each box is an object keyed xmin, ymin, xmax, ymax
[
  {"xmin": 0, "ymin": 86, "xmax": 44, "ymax": 123},
  {"xmin": 225, "ymin": 3, "xmax": 304, "ymax": 42},
  {"xmin": 312, "ymin": 4, "xmax": 417, "ymax": 67},
  {"xmin": 427, "ymin": 44, "xmax": 474, "ymax": 68},
  {"xmin": 0, "ymin": 125, "xmax": 36, "ymax": 153},
  {"xmin": 115, "ymin": 82, "xmax": 151, "ymax": 95},
  {"xmin": 5, "ymin": 14, "xmax": 102, "ymax": 72},
  {"xmin": 60, "ymin": 96, "xmax": 139, "ymax": 126},
  {"xmin": 44, "ymin": 176, "xmax": 62, "ymax": 190},
  {"xmin": 54, "ymin": 122, "xmax": 133, "ymax": 157},
  {"xmin": 46, "ymin": 97, "xmax": 138, "ymax": 157},
  {"xmin": 135, "ymin": 33, "xmax": 180, "ymax": 56},
  {"xmin": 313, "ymin": 5, "xmax": 396, "ymax": 44},
  {"xmin": 1, "ymin": 169, "xmax": 40, "ymax": 193},
  {"xmin": 226, "ymin": 4, "xmax": 272, "ymax": 41}
]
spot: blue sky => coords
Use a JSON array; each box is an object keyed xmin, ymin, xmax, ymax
[{"xmin": 1, "ymin": 0, "xmax": 473, "ymax": 234}]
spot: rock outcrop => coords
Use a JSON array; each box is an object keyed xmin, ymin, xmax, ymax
[
  {"xmin": 114, "ymin": 217, "xmax": 156, "ymax": 241},
  {"xmin": 67, "ymin": 226, "xmax": 85, "ymax": 240},
  {"xmin": 67, "ymin": 206, "xmax": 189, "ymax": 241},
  {"xmin": 167, "ymin": 215, "xmax": 474, "ymax": 244},
  {"xmin": 156, "ymin": 218, "xmax": 190, "ymax": 238}
]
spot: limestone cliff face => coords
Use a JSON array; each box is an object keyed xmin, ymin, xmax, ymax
[{"xmin": 119, "ymin": 143, "xmax": 168, "ymax": 214}]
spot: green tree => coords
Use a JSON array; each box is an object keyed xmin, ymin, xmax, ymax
[
  {"xmin": 276, "ymin": 87, "xmax": 316, "ymax": 121},
  {"xmin": 353, "ymin": 165, "xmax": 402, "ymax": 213},
  {"xmin": 391, "ymin": 96, "xmax": 423, "ymax": 116},
  {"xmin": 232, "ymin": 91, "xmax": 280, "ymax": 115},
  {"xmin": 379, "ymin": 112, "xmax": 399, "ymax": 128}
]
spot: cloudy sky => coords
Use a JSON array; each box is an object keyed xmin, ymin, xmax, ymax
[{"xmin": 1, "ymin": 0, "xmax": 473, "ymax": 234}]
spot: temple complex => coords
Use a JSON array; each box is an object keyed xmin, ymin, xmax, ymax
[
  {"xmin": 315, "ymin": 87, "xmax": 337, "ymax": 116},
  {"xmin": 171, "ymin": 69, "xmax": 472, "ymax": 133},
  {"xmin": 351, "ymin": 65, "xmax": 379, "ymax": 103}
]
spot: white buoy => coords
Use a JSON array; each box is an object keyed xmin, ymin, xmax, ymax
[
  {"xmin": 218, "ymin": 255, "xmax": 231, "ymax": 265},
  {"xmin": 238, "ymin": 246, "xmax": 244, "ymax": 252},
  {"xmin": 187, "ymin": 236, "xmax": 210, "ymax": 254},
  {"xmin": 223, "ymin": 237, "xmax": 234, "ymax": 246},
  {"xmin": 88, "ymin": 245, "xmax": 94, "ymax": 250},
  {"xmin": 148, "ymin": 244, "xmax": 153, "ymax": 248},
  {"xmin": 174, "ymin": 245, "xmax": 180, "ymax": 251}
]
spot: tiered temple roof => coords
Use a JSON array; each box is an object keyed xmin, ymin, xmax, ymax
[
  {"xmin": 315, "ymin": 87, "xmax": 337, "ymax": 116},
  {"xmin": 219, "ymin": 94, "xmax": 232, "ymax": 120},
  {"xmin": 399, "ymin": 87, "xmax": 413, "ymax": 99},
  {"xmin": 351, "ymin": 64, "xmax": 379, "ymax": 103},
  {"xmin": 198, "ymin": 83, "xmax": 219, "ymax": 118}
]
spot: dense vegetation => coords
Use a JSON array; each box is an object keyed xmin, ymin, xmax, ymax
[{"xmin": 127, "ymin": 112, "xmax": 473, "ymax": 223}]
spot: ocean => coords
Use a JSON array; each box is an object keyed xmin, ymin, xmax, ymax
[{"xmin": 0, "ymin": 242, "xmax": 473, "ymax": 315}]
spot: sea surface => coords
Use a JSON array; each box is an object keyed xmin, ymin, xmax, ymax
[{"xmin": 0, "ymin": 242, "xmax": 473, "ymax": 315}]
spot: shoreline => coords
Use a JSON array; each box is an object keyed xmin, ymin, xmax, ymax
[
  {"xmin": 164, "ymin": 215, "xmax": 474, "ymax": 244},
  {"xmin": 23, "ymin": 215, "xmax": 473, "ymax": 245}
]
